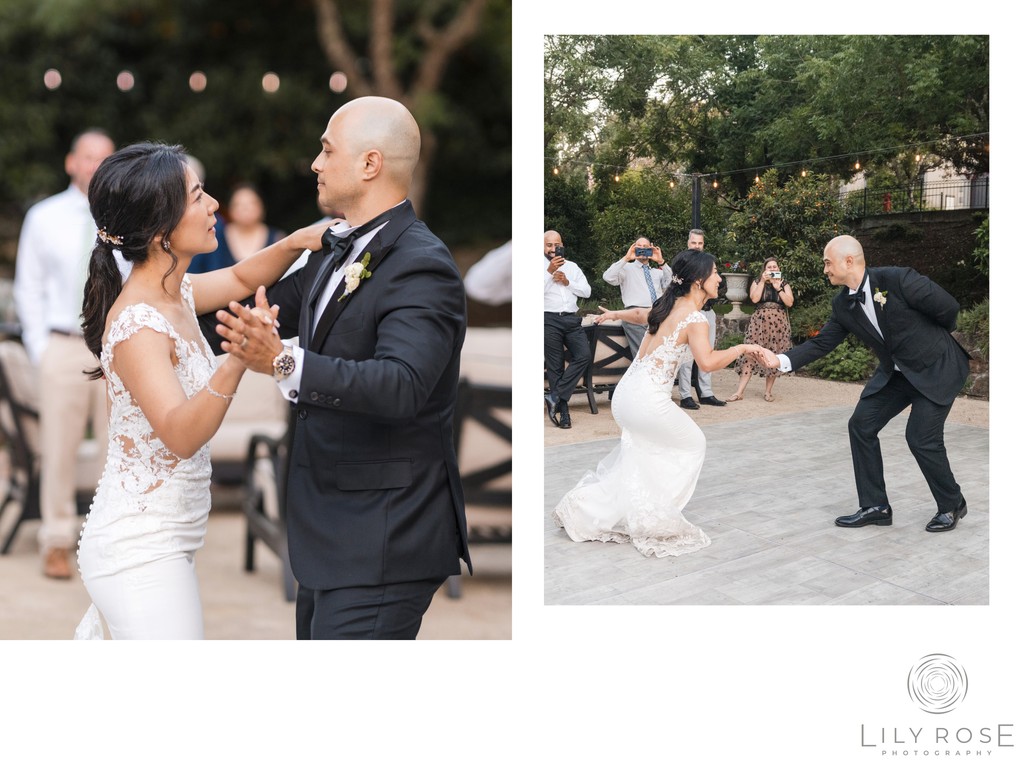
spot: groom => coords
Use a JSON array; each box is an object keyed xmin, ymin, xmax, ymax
[
  {"xmin": 766, "ymin": 235, "xmax": 970, "ymax": 532},
  {"xmin": 216, "ymin": 97, "xmax": 470, "ymax": 638}
]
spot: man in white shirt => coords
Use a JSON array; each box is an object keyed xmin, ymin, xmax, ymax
[
  {"xmin": 676, "ymin": 228, "xmax": 727, "ymax": 409},
  {"xmin": 465, "ymin": 239, "xmax": 512, "ymax": 306},
  {"xmin": 13, "ymin": 129, "xmax": 115, "ymax": 579},
  {"xmin": 543, "ymin": 230, "xmax": 591, "ymax": 429},
  {"xmin": 602, "ymin": 236, "xmax": 670, "ymax": 356}
]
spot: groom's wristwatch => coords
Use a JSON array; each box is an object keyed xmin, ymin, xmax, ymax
[{"xmin": 272, "ymin": 343, "xmax": 296, "ymax": 381}]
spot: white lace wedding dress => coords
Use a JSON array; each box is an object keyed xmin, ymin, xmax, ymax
[
  {"xmin": 553, "ymin": 311, "xmax": 712, "ymax": 557},
  {"xmin": 75, "ymin": 276, "xmax": 215, "ymax": 639}
]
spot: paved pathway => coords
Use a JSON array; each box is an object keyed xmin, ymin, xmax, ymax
[{"xmin": 545, "ymin": 404, "xmax": 988, "ymax": 605}]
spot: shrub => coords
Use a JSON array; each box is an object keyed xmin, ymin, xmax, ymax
[
  {"xmin": 802, "ymin": 338, "xmax": 877, "ymax": 382},
  {"xmin": 956, "ymin": 298, "xmax": 989, "ymax": 360}
]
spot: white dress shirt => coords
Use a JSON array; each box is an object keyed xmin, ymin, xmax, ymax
[
  {"xmin": 543, "ymin": 254, "xmax": 591, "ymax": 313},
  {"xmin": 13, "ymin": 184, "xmax": 130, "ymax": 364},
  {"xmin": 276, "ymin": 214, "xmax": 390, "ymax": 401},
  {"xmin": 465, "ymin": 240, "xmax": 512, "ymax": 305},
  {"xmin": 602, "ymin": 258, "xmax": 670, "ymax": 307}
]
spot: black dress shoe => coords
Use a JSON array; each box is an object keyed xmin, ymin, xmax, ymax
[
  {"xmin": 925, "ymin": 498, "xmax": 967, "ymax": 533},
  {"xmin": 835, "ymin": 504, "xmax": 893, "ymax": 527},
  {"xmin": 679, "ymin": 397, "xmax": 700, "ymax": 410},
  {"xmin": 558, "ymin": 410, "xmax": 572, "ymax": 429},
  {"xmin": 699, "ymin": 396, "xmax": 727, "ymax": 407},
  {"xmin": 544, "ymin": 393, "xmax": 559, "ymax": 425}
]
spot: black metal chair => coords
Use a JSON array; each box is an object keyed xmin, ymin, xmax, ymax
[
  {"xmin": 241, "ymin": 414, "xmax": 297, "ymax": 601},
  {"xmin": 580, "ymin": 322, "xmax": 633, "ymax": 413},
  {"xmin": 447, "ymin": 378, "xmax": 512, "ymax": 598},
  {"xmin": 0, "ymin": 340, "xmax": 99, "ymax": 554}
]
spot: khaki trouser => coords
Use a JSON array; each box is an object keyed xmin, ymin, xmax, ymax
[{"xmin": 37, "ymin": 333, "xmax": 107, "ymax": 552}]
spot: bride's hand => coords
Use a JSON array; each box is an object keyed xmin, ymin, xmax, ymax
[
  {"xmin": 592, "ymin": 306, "xmax": 618, "ymax": 324},
  {"xmin": 286, "ymin": 217, "xmax": 345, "ymax": 253}
]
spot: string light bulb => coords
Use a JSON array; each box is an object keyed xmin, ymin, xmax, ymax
[
  {"xmin": 854, "ymin": 161, "xmax": 861, "ymax": 171},
  {"xmin": 552, "ymin": 166, "xmax": 559, "ymax": 175}
]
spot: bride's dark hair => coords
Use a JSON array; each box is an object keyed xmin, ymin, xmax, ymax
[
  {"xmin": 81, "ymin": 142, "xmax": 189, "ymax": 379},
  {"xmin": 646, "ymin": 248, "xmax": 716, "ymax": 335}
]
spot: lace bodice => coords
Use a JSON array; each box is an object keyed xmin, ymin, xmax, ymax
[
  {"xmin": 627, "ymin": 310, "xmax": 708, "ymax": 389},
  {"xmin": 98, "ymin": 275, "xmax": 215, "ymax": 499}
]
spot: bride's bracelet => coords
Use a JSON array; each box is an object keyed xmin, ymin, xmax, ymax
[{"xmin": 205, "ymin": 382, "xmax": 236, "ymax": 400}]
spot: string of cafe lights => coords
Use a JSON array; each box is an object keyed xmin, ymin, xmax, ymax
[
  {"xmin": 40, "ymin": 68, "xmax": 351, "ymax": 94},
  {"xmin": 547, "ymin": 132, "xmax": 989, "ymax": 187}
]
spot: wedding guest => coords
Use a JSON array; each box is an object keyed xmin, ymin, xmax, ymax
[
  {"xmin": 727, "ymin": 257, "xmax": 794, "ymax": 402},
  {"xmin": 13, "ymin": 128, "xmax": 120, "ymax": 580},
  {"xmin": 602, "ymin": 237, "xmax": 670, "ymax": 356},
  {"xmin": 543, "ymin": 230, "xmax": 592, "ymax": 429},
  {"xmin": 676, "ymin": 228, "xmax": 727, "ymax": 409},
  {"xmin": 464, "ymin": 239, "xmax": 512, "ymax": 306}
]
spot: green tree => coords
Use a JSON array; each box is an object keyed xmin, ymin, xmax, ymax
[{"xmin": 719, "ymin": 169, "xmax": 851, "ymax": 307}]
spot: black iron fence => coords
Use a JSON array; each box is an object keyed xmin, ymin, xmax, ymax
[{"xmin": 839, "ymin": 176, "xmax": 989, "ymax": 217}]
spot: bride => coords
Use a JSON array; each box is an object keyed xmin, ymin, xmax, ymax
[
  {"xmin": 552, "ymin": 249, "xmax": 773, "ymax": 557},
  {"xmin": 74, "ymin": 142, "xmax": 336, "ymax": 639}
]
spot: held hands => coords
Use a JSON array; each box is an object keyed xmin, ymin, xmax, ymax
[
  {"xmin": 215, "ymin": 285, "xmax": 282, "ymax": 376},
  {"xmin": 745, "ymin": 345, "xmax": 780, "ymax": 368}
]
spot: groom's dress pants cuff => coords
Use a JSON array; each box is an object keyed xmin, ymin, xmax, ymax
[{"xmin": 777, "ymin": 353, "xmax": 793, "ymax": 373}]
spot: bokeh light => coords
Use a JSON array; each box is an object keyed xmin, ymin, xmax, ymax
[
  {"xmin": 43, "ymin": 69, "xmax": 62, "ymax": 90},
  {"xmin": 116, "ymin": 70, "xmax": 135, "ymax": 91},
  {"xmin": 189, "ymin": 71, "xmax": 207, "ymax": 92},
  {"xmin": 262, "ymin": 72, "xmax": 280, "ymax": 93},
  {"xmin": 329, "ymin": 71, "xmax": 348, "ymax": 93}
]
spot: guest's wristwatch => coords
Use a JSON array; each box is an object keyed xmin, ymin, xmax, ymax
[{"xmin": 272, "ymin": 344, "xmax": 295, "ymax": 381}]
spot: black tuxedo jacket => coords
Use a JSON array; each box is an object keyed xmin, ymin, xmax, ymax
[
  {"xmin": 785, "ymin": 266, "xmax": 969, "ymax": 406},
  {"xmin": 264, "ymin": 200, "xmax": 470, "ymax": 590}
]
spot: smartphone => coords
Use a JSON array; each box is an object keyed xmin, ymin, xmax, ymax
[
  {"xmin": 635, "ymin": 247, "xmax": 653, "ymax": 259},
  {"xmin": 554, "ymin": 245, "xmax": 565, "ymax": 258}
]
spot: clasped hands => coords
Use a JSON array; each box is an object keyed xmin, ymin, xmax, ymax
[
  {"xmin": 215, "ymin": 285, "xmax": 282, "ymax": 375},
  {"xmin": 745, "ymin": 344, "xmax": 780, "ymax": 368}
]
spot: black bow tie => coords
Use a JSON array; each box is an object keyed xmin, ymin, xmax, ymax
[
  {"xmin": 320, "ymin": 205, "xmax": 398, "ymax": 271},
  {"xmin": 848, "ymin": 289, "xmax": 866, "ymax": 308}
]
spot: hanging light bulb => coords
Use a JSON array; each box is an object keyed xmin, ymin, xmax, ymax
[
  {"xmin": 614, "ymin": 174, "xmax": 620, "ymax": 183},
  {"xmin": 801, "ymin": 169, "xmax": 807, "ymax": 178},
  {"xmin": 915, "ymin": 154, "xmax": 921, "ymax": 162},
  {"xmin": 712, "ymin": 178, "xmax": 718, "ymax": 189},
  {"xmin": 552, "ymin": 166, "xmax": 559, "ymax": 175},
  {"xmin": 754, "ymin": 174, "xmax": 760, "ymax": 184},
  {"xmin": 854, "ymin": 160, "xmax": 861, "ymax": 171},
  {"xmin": 669, "ymin": 180, "xmax": 675, "ymax": 189}
]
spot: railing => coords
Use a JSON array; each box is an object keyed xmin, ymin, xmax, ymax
[{"xmin": 840, "ymin": 176, "xmax": 989, "ymax": 217}]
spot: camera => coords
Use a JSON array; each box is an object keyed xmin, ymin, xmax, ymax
[
  {"xmin": 635, "ymin": 247, "xmax": 653, "ymax": 259},
  {"xmin": 554, "ymin": 245, "xmax": 565, "ymax": 258},
  {"xmin": 769, "ymin": 271, "xmax": 782, "ymax": 280}
]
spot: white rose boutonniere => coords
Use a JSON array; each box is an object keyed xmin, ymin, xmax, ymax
[
  {"xmin": 873, "ymin": 288, "xmax": 888, "ymax": 308},
  {"xmin": 338, "ymin": 252, "xmax": 373, "ymax": 301}
]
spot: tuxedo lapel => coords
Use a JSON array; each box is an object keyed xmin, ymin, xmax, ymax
[
  {"xmin": 300, "ymin": 248, "xmax": 331, "ymax": 347},
  {"xmin": 867, "ymin": 268, "xmax": 891, "ymax": 343},
  {"xmin": 308, "ymin": 200, "xmax": 418, "ymax": 352}
]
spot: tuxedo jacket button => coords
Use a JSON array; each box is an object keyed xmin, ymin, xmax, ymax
[
  {"xmin": 298, "ymin": 409, "xmax": 308, "ymax": 419},
  {"xmin": 310, "ymin": 392, "xmax": 319, "ymax": 402},
  {"xmin": 334, "ymin": 398, "xmax": 341, "ymax": 407}
]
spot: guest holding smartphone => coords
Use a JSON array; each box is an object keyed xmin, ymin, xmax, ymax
[{"xmin": 727, "ymin": 257, "xmax": 794, "ymax": 402}]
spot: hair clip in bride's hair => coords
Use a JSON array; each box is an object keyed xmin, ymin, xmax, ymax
[
  {"xmin": 671, "ymin": 275, "xmax": 683, "ymax": 285},
  {"xmin": 97, "ymin": 228, "xmax": 124, "ymax": 246}
]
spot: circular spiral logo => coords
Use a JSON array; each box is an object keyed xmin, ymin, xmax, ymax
[{"xmin": 907, "ymin": 654, "xmax": 968, "ymax": 714}]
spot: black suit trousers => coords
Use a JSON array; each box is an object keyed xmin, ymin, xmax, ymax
[
  {"xmin": 544, "ymin": 312, "xmax": 590, "ymax": 403},
  {"xmin": 296, "ymin": 577, "xmax": 447, "ymax": 640},
  {"xmin": 848, "ymin": 372, "xmax": 962, "ymax": 513}
]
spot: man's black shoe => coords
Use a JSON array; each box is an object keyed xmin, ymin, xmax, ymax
[
  {"xmin": 925, "ymin": 497, "xmax": 967, "ymax": 532},
  {"xmin": 699, "ymin": 396, "xmax": 727, "ymax": 407},
  {"xmin": 835, "ymin": 504, "xmax": 893, "ymax": 528},
  {"xmin": 544, "ymin": 393, "xmax": 558, "ymax": 425},
  {"xmin": 679, "ymin": 397, "xmax": 700, "ymax": 410},
  {"xmin": 558, "ymin": 410, "xmax": 572, "ymax": 429}
]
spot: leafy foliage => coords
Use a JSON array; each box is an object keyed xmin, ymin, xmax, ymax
[{"xmin": 717, "ymin": 170, "xmax": 851, "ymax": 307}]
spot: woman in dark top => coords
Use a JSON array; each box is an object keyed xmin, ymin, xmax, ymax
[{"xmin": 727, "ymin": 257, "xmax": 794, "ymax": 402}]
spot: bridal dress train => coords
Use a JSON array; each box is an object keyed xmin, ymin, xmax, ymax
[
  {"xmin": 75, "ymin": 276, "xmax": 214, "ymax": 639},
  {"xmin": 553, "ymin": 311, "xmax": 711, "ymax": 557}
]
